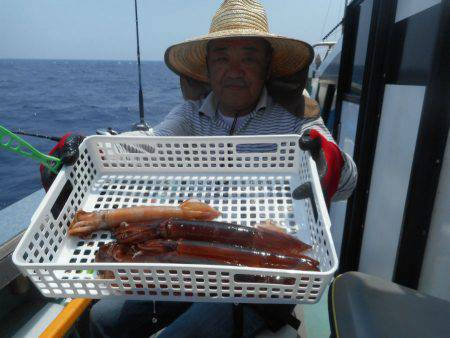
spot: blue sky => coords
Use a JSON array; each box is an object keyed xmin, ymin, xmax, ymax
[{"xmin": 0, "ymin": 0, "xmax": 344, "ymax": 61}]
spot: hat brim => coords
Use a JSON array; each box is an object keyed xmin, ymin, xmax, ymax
[{"xmin": 165, "ymin": 29, "xmax": 314, "ymax": 83}]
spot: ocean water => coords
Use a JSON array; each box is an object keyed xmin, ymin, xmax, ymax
[{"xmin": 0, "ymin": 59, "xmax": 183, "ymax": 210}]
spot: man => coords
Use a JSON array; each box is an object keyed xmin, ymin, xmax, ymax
[{"xmin": 43, "ymin": 1, "xmax": 357, "ymax": 337}]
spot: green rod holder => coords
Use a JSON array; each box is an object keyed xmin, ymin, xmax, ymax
[{"xmin": 0, "ymin": 125, "xmax": 62, "ymax": 174}]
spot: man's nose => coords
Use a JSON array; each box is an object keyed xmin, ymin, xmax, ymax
[{"xmin": 226, "ymin": 60, "xmax": 245, "ymax": 77}]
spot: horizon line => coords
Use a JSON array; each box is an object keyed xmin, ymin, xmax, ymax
[{"xmin": 0, "ymin": 57, "xmax": 165, "ymax": 62}]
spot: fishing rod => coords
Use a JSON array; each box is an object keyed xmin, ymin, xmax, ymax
[
  {"xmin": 132, "ymin": 0, "xmax": 150, "ymax": 131},
  {"xmin": 12, "ymin": 130, "xmax": 61, "ymax": 142},
  {"xmin": 322, "ymin": 18, "xmax": 343, "ymax": 41},
  {"xmin": 322, "ymin": 0, "xmax": 347, "ymax": 41}
]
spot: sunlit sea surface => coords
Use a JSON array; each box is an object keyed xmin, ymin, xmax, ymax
[{"xmin": 0, "ymin": 59, "xmax": 182, "ymax": 209}]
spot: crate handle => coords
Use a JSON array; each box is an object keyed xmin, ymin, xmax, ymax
[
  {"xmin": 50, "ymin": 180, "xmax": 74, "ymax": 220},
  {"xmin": 235, "ymin": 143, "xmax": 278, "ymax": 153},
  {"xmin": 234, "ymin": 274, "xmax": 296, "ymax": 285},
  {"xmin": 292, "ymin": 181, "xmax": 318, "ymax": 223}
]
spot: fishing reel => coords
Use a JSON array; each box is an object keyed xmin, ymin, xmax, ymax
[{"xmin": 96, "ymin": 127, "xmax": 119, "ymax": 135}]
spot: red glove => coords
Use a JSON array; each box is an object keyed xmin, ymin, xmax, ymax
[
  {"xmin": 299, "ymin": 129, "xmax": 344, "ymax": 205},
  {"xmin": 40, "ymin": 132, "xmax": 84, "ymax": 191}
]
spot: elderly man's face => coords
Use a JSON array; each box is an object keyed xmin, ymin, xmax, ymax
[{"xmin": 207, "ymin": 38, "xmax": 270, "ymax": 115}]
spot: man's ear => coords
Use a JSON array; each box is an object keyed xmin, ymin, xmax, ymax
[{"xmin": 180, "ymin": 75, "xmax": 211, "ymax": 100}]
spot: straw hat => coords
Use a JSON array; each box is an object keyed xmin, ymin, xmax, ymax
[{"xmin": 165, "ymin": 0, "xmax": 314, "ymax": 83}]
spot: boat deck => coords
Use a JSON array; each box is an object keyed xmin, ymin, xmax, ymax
[{"xmin": 0, "ymin": 189, "xmax": 45, "ymax": 289}]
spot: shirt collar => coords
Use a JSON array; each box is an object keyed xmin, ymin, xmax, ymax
[{"xmin": 199, "ymin": 87, "xmax": 269, "ymax": 117}]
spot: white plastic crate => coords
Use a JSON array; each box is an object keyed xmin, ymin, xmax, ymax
[{"xmin": 13, "ymin": 135, "xmax": 338, "ymax": 304}]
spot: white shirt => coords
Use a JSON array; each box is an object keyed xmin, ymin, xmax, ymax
[{"xmin": 123, "ymin": 88, "xmax": 357, "ymax": 200}]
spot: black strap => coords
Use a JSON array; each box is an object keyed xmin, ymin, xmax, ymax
[
  {"xmin": 285, "ymin": 314, "xmax": 301, "ymax": 331},
  {"xmin": 229, "ymin": 114, "xmax": 238, "ymax": 135},
  {"xmin": 250, "ymin": 304, "xmax": 300, "ymax": 332},
  {"xmin": 232, "ymin": 304, "xmax": 300, "ymax": 336}
]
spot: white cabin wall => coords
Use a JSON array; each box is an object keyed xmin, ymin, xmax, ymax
[
  {"xmin": 418, "ymin": 130, "xmax": 450, "ymax": 301},
  {"xmin": 358, "ymin": 84, "xmax": 425, "ymax": 279},
  {"xmin": 395, "ymin": 0, "xmax": 441, "ymax": 22}
]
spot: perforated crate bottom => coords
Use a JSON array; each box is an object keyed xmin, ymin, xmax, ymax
[{"xmin": 55, "ymin": 172, "xmax": 314, "ymax": 281}]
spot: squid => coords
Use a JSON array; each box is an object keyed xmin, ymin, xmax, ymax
[
  {"xmin": 94, "ymin": 242, "xmax": 228, "ymax": 265},
  {"xmin": 140, "ymin": 239, "xmax": 319, "ymax": 271},
  {"xmin": 131, "ymin": 251, "xmax": 227, "ymax": 265},
  {"xmin": 95, "ymin": 242, "xmax": 136, "ymax": 262},
  {"xmin": 94, "ymin": 240, "xmax": 319, "ymax": 271},
  {"xmin": 69, "ymin": 199, "xmax": 221, "ymax": 236},
  {"xmin": 114, "ymin": 219, "xmax": 311, "ymax": 257}
]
